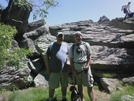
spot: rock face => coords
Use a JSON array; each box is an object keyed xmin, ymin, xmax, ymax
[
  {"xmin": 98, "ymin": 15, "xmax": 110, "ymax": 24},
  {"xmin": 49, "ymin": 19, "xmax": 134, "ymax": 77},
  {"xmin": 0, "ymin": 16, "xmax": 134, "ymax": 92}
]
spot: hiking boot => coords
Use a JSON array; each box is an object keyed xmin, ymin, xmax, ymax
[
  {"xmin": 61, "ymin": 98, "xmax": 68, "ymax": 101},
  {"xmin": 52, "ymin": 97, "xmax": 57, "ymax": 101},
  {"xmin": 46, "ymin": 97, "xmax": 57, "ymax": 101}
]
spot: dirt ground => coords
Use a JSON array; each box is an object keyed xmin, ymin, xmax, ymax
[
  {"xmin": 94, "ymin": 89, "xmax": 110, "ymax": 101},
  {"xmin": 69, "ymin": 84, "xmax": 110, "ymax": 101}
]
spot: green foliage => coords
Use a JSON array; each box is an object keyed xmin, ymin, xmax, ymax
[
  {"xmin": 0, "ymin": 23, "xmax": 32, "ymax": 70},
  {"xmin": 1, "ymin": 0, "xmax": 58, "ymax": 23},
  {"xmin": 14, "ymin": 0, "xmax": 32, "ymax": 11},
  {"xmin": 32, "ymin": 0, "xmax": 58, "ymax": 20},
  {"xmin": 3, "ymin": 0, "xmax": 58, "ymax": 20},
  {"xmin": 102, "ymin": 73, "xmax": 117, "ymax": 78}
]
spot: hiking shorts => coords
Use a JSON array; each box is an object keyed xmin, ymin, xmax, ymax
[
  {"xmin": 49, "ymin": 72, "xmax": 68, "ymax": 89},
  {"xmin": 74, "ymin": 65, "xmax": 94, "ymax": 87},
  {"xmin": 123, "ymin": 8, "xmax": 128, "ymax": 14}
]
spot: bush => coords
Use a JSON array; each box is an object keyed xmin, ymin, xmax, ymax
[{"xmin": 0, "ymin": 23, "xmax": 31, "ymax": 70}]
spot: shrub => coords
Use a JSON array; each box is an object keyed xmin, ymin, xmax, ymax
[{"xmin": 0, "ymin": 23, "xmax": 31, "ymax": 70}]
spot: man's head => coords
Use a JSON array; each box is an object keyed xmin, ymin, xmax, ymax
[
  {"xmin": 56, "ymin": 32, "xmax": 64, "ymax": 43},
  {"xmin": 74, "ymin": 31, "xmax": 82, "ymax": 44},
  {"xmin": 128, "ymin": 2, "xmax": 131, "ymax": 5}
]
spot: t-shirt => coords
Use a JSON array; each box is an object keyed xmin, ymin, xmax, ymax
[
  {"xmin": 46, "ymin": 42, "xmax": 69, "ymax": 72},
  {"xmin": 69, "ymin": 41, "xmax": 92, "ymax": 63},
  {"xmin": 122, "ymin": 4, "xmax": 130, "ymax": 10}
]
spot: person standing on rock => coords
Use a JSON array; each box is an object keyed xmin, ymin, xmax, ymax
[
  {"xmin": 69, "ymin": 31, "xmax": 95, "ymax": 101},
  {"xmin": 121, "ymin": 2, "xmax": 131, "ymax": 19},
  {"xmin": 44, "ymin": 32, "xmax": 69, "ymax": 101}
]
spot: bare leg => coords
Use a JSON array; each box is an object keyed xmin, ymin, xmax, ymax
[
  {"xmin": 78, "ymin": 85, "xmax": 84, "ymax": 101},
  {"xmin": 87, "ymin": 87, "xmax": 95, "ymax": 101}
]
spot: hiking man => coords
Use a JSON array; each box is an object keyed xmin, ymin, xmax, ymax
[
  {"xmin": 121, "ymin": 2, "xmax": 131, "ymax": 19},
  {"xmin": 45, "ymin": 32, "xmax": 69, "ymax": 101},
  {"xmin": 69, "ymin": 31, "xmax": 95, "ymax": 101}
]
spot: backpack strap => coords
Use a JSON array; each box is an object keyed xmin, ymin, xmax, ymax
[
  {"xmin": 82, "ymin": 42, "xmax": 88, "ymax": 51},
  {"xmin": 49, "ymin": 42, "xmax": 55, "ymax": 55},
  {"xmin": 71, "ymin": 43, "xmax": 75, "ymax": 58}
]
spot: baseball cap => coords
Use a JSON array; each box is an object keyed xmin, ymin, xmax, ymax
[{"xmin": 57, "ymin": 32, "xmax": 64, "ymax": 37}]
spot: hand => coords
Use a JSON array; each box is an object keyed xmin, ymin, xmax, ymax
[
  {"xmin": 82, "ymin": 65, "xmax": 89, "ymax": 73},
  {"xmin": 72, "ymin": 70, "xmax": 77, "ymax": 76},
  {"xmin": 82, "ymin": 65, "xmax": 89, "ymax": 70}
]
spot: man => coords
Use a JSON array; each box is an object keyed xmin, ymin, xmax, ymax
[
  {"xmin": 69, "ymin": 31, "xmax": 95, "ymax": 101},
  {"xmin": 45, "ymin": 32, "xmax": 69, "ymax": 101},
  {"xmin": 121, "ymin": 2, "xmax": 131, "ymax": 19}
]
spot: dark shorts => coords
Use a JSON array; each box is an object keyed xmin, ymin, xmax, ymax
[
  {"xmin": 123, "ymin": 8, "xmax": 128, "ymax": 14},
  {"xmin": 49, "ymin": 72, "xmax": 68, "ymax": 89}
]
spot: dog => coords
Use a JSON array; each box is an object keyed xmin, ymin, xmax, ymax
[{"xmin": 69, "ymin": 85, "xmax": 81, "ymax": 101}]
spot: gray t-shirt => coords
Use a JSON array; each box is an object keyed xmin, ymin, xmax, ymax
[
  {"xmin": 46, "ymin": 42, "xmax": 69, "ymax": 72},
  {"xmin": 69, "ymin": 42, "xmax": 92, "ymax": 71},
  {"xmin": 69, "ymin": 41, "xmax": 92, "ymax": 63}
]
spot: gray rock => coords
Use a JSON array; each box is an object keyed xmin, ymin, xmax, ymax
[
  {"xmin": 122, "ymin": 77, "xmax": 134, "ymax": 85},
  {"xmin": 100, "ymin": 78, "xmax": 119, "ymax": 93}
]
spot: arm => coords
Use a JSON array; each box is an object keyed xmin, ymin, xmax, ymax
[
  {"xmin": 121, "ymin": 5, "xmax": 124, "ymax": 11},
  {"xmin": 44, "ymin": 54, "xmax": 51, "ymax": 74},
  {"xmin": 128, "ymin": 6, "xmax": 131, "ymax": 12},
  {"xmin": 86, "ymin": 54, "xmax": 91, "ymax": 68},
  {"xmin": 70, "ymin": 58, "xmax": 77, "ymax": 76},
  {"xmin": 85, "ymin": 42, "xmax": 92, "ymax": 68}
]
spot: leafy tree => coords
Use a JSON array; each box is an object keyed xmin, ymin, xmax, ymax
[
  {"xmin": 0, "ymin": 0, "xmax": 58, "ymax": 70},
  {"xmin": 0, "ymin": 23, "xmax": 31, "ymax": 70},
  {"xmin": 1, "ymin": 0, "xmax": 58, "ymax": 21}
]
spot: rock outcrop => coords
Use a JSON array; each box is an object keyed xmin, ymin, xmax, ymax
[
  {"xmin": 0, "ymin": 16, "xmax": 134, "ymax": 93},
  {"xmin": 48, "ymin": 19, "xmax": 134, "ymax": 76},
  {"xmin": 0, "ymin": 0, "xmax": 32, "ymax": 38}
]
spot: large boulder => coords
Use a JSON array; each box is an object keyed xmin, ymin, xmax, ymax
[{"xmin": 100, "ymin": 78, "xmax": 119, "ymax": 93}]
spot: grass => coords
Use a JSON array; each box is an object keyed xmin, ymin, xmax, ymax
[
  {"xmin": 102, "ymin": 73, "xmax": 117, "ymax": 78},
  {"xmin": 0, "ymin": 84, "xmax": 134, "ymax": 101},
  {"xmin": 109, "ymin": 85, "xmax": 134, "ymax": 101},
  {"xmin": 1, "ymin": 87, "xmax": 49, "ymax": 101},
  {"xmin": 1, "ymin": 85, "xmax": 92, "ymax": 101}
]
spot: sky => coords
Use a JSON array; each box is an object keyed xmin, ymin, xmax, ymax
[{"xmin": 0, "ymin": 0, "xmax": 133, "ymax": 26}]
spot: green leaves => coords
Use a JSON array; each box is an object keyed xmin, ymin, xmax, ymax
[
  {"xmin": 31, "ymin": 0, "xmax": 58, "ymax": 20},
  {"xmin": 0, "ymin": 23, "xmax": 31, "ymax": 70}
]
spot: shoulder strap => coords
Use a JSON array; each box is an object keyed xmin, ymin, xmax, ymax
[
  {"xmin": 49, "ymin": 42, "xmax": 55, "ymax": 54},
  {"xmin": 82, "ymin": 42, "xmax": 88, "ymax": 50},
  {"xmin": 72, "ymin": 43, "xmax": 75, "ymax": 57}
]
